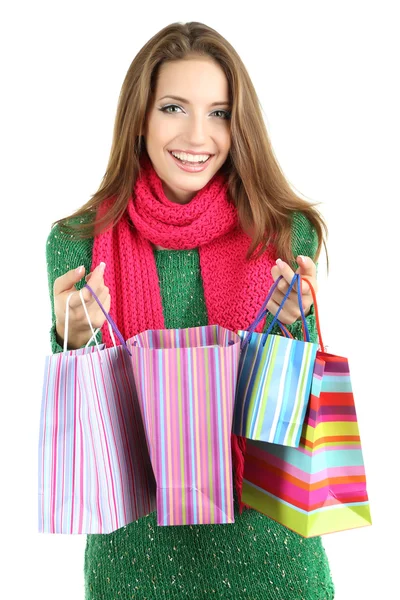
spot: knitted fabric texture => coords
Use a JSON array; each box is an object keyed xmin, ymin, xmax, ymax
[
  {"xmin": 46, "ymin": 216, "xmax": 334, "ymax": 599},
  {"xmin": 91, "ymin": 153, "xmax": 277, "ymax": 347},
  {"xmin": 90, "ymin": 153, "xmax": 277, "ymax": 505}
]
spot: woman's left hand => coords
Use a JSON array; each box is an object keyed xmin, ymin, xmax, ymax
[{"xmin": 267, "ymin": 255, "xmax": 318, "ymax": 325}]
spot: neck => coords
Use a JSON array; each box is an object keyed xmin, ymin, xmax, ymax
[{"xmin": 161, "ymin": 180, "xmax": 196, "ymax": 205}]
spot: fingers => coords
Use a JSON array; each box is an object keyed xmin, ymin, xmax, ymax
[
  {"xmin": 53, "ymin": 265, "xmax": 86, "ymax": 296},
  {"xmin": 270, "ymin": 287, "xmax": 301, "ymax": 308},
  {"xmin": 273, "ymin": 260, "xmax": 304, "ymax": 294},
  {"xmin": 53, "ymin": 261, "xmax": 110, "ymax": 337},
  {"xmin": 266, "ymin": 296, "xmax": 301, "ymax": 325},
  {"xmin": 296, "ymin": 255, "xmax": 317, "ymax": 279},
  {"xmin": 267, "ymin": 285, "xmax": 310, "ymax": 323},
  {"xmin": 82, "ymin": 262, "xmax": 106, "ymax": 296},
  {"xmin": 267, "ymin": 257, "xmax": 317, "ymax": 325},
  {"xmin": 295, "ymin": 256, "xmax": 318, "ymax": 294},
  {"xmin": 68, "ymin": 262, "xmax": 107, "ymax": 308},
  {"xmin": 275, "ymin": 259, "xmax": 295, "ymax": 286},
  {"xmin": 274, "ymin": 258, "xmax": 316, "ymax": 295}
]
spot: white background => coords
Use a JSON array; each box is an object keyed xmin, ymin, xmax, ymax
[{"xmin": 1, "ymin": 1, "xmax": 398, "ymax": 598}]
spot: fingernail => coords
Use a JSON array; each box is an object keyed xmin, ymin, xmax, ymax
[
  {"xmin": 298, "ymin": 255, "xmax": 306, "ymax": 263},
  {"xmin": 75, "ymin": 266, "xmax": 84, "ymax": 275},
  {"xmin": 276, "ymin": 258, "xmax": 284, "ymax": 268},
  {"xmin": 99, "ymin": 262, "xmax": 106, "ymax": 272}
]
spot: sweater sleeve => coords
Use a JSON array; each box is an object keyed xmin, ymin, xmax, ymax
[
  {"xmin": 262, "ymin": 211, "xmax": 319, "ymax": 344},
  {"xmin": 45, "ymin": 219, "xmax": 102, "ymax": 354}
]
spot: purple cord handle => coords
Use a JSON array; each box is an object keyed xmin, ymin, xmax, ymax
[
  {"xmin": 241, "ymin": 276, "xmax": 288, "ymax": 349},
  {"xmin": 246, "ymin": 277, "xmax": 284, "ymax": 335},
  {"xmin": 84, "ymin": 283, "xmax": 132, "ymax": 357},
  {"xmin": 241, "ymin": 274, "xmax": 309, "ymax": 350}
]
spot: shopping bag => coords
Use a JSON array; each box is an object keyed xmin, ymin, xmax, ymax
[
  {"xmin": 241, "ymin": 278, "xmax": 372, "ymax": 537},
  {"xmin": 233, "ymin": 274, "xmax": 318, "ymax": 447},
  {"xmin": 127, "ymin": 325, "xmax": 241, "ymax": 526},
  {"xmin": 38, "ymin": 285, "xmax": 156, "ymax": 534}
]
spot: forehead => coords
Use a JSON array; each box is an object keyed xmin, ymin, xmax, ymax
[{"xmin": 155, "ymin": 58, "xmax": 230, "ymax": 102}]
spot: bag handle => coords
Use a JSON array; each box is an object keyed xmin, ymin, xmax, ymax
[
  {"xmin": 260, "ymin": 275, "xmax": 325, "ymax": 350},
  {"xmin": 63, "ymin": 288, "xmax": 113, "ymax": 353},
  {"xmin": 82, "ymin": 283, "xmax": 132, "ymax": 356},
  {"xmin": 82, "ymin": 291, "xmax": 118, "ymax": 350},
  {"xmin": 259, "ymin": 274, "xmax": 325, "ymax": 351},
  {"xmin": 63, "ymin": 290, "xmax": 106, "ymax": 352},
  {"xmin": 241, "ymin": 274, "xmax": 305, "ymax": 350},
  {"xmin": 298, "ymin": 276, "xmax": 325, "ymax": 352},
  {"xmin": 262, "ymin": 273, "xmax": 310, "ymax": 343}
]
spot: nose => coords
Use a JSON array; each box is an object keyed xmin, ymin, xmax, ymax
[{"xmin": 185, "ymin": 113, "xmax": 208, "ymax": 145}]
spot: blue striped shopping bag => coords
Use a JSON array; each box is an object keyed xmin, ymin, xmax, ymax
[{"xmin": 232, "ymin": 274, "xmax": 318, "ymax": 447}]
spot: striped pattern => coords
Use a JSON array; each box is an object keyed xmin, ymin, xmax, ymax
[
  {"xmin": 128, "ymin": 325, "xmax": 241, "ymax": 526},
  {"xmin": 38, "ymin": 344, "xmax": 156, "ymax": 534},
  {"xmin": 233, "ymin": 330, "xmax": 317, "ymax": 447},
  {"xmin": 242, "ymin": 352, "xmax": 372, "ymax": 537}
]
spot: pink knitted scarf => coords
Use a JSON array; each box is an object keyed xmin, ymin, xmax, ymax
[{"xmin": 91, "ymin": 152, "xmax": 277, "ymax": 504}]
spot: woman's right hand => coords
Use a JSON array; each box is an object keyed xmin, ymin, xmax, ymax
[{"xmin": 54, "ymin": 262, "xmax": 111, "ymax": 349}]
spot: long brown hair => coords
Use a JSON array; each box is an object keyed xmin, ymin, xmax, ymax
[{"xmin": 53, "ymin": 21, "xmax": 328, "ymax": 267}]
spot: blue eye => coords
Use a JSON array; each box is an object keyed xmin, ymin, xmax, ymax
[{"xmin": 159, "ymin": 104, "xmax": 231, "ymax": 120}]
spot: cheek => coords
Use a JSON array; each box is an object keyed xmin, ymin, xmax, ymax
[
  {"xmin": 147, "ymin": 114, "xmax": 177, "ymax": 142},
  {"xmin": 218, "ymin": 125, "xmax": 231, "ymax": 146},
  {"xmin": 151, "ymin": 120, "xmax": 179, "ymax": 146}
]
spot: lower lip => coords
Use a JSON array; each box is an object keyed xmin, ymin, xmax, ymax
[{"xmin": 168, "ymin": 151, "xmax": 213, "ymax": 172}]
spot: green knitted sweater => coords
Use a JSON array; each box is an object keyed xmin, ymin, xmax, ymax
[{"xmin": 46, "ymin": 212, "xmax": 334, "ymax": 600}]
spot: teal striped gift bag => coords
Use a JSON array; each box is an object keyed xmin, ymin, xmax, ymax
[
  {"xmin": 127, "ymin": 325, "xmax": 241, "ymax": 526},
  {"xmin": 232, "ymin": 274, "xmax": 318, "ymax": 447}
]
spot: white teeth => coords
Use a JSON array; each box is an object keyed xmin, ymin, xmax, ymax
[{"xmin": 170, "ymin": 151, "xmax": 211, "ymax": 163}]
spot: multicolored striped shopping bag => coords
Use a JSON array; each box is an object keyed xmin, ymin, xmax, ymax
[
  {"xmin": 38, "ymin": 285, "xmax": 156, "ymax": 534},
  {"xmin": 241, "ymin": 281, "xmax": 372, "ymax": 537},
  {"xmin": 233, "ymin": 274, "xmax": 318, "ymax": 447},
  {"xmin": 128, "ymin": 325, "xmax": 241, "ymax": 526}
]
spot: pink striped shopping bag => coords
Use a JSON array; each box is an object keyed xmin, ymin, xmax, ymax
[
  {"xmin": 127, "ymin": 325, "xmax": 241, "ymax": 526},
  {"xmin": 241, "ymin": 353, "xmax": 372, "ymax": 537},
  {"xmin": 38, "ymin": 285, "xmax": 156, "ymax": 534}
]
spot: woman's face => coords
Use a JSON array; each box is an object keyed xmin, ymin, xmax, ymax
[{"xmin": 143, "ymin": 57, "xmax": 231, "ymax": 204}]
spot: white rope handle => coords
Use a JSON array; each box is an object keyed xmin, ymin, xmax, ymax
[
  {"xmin": 63, "ymin": 288, "xmax": 116, "ymax": 353},
  {"xmin": 63, "ymin": 292, "xmax": 75, "ymax": 353},
  {"xmin": 78, "ymin": 289, "xmax": 102, "ymax": 353},
  {"xmin": 80, "ymin": 289, "xmax": 117, "ymax": 349},
  {"xmin": 85, "ymin": 320, "xmax": 117, "ymax": 348},
  {"xmin": 85, "ymin": 327, "xmax": 100, "ymax": 347}
]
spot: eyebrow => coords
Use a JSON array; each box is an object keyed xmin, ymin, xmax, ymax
[{"xmin": 158, "ymin": 95, "xmax": 231, "ymax": 107}]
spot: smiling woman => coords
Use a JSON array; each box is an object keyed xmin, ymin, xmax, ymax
[
  {"xmin": 45, "ymin": 20, "xmax": 333, "ymax": 600},
  {"xmin": 143, "ymin": 58, "xmax": 232, "ymax": 202}
]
